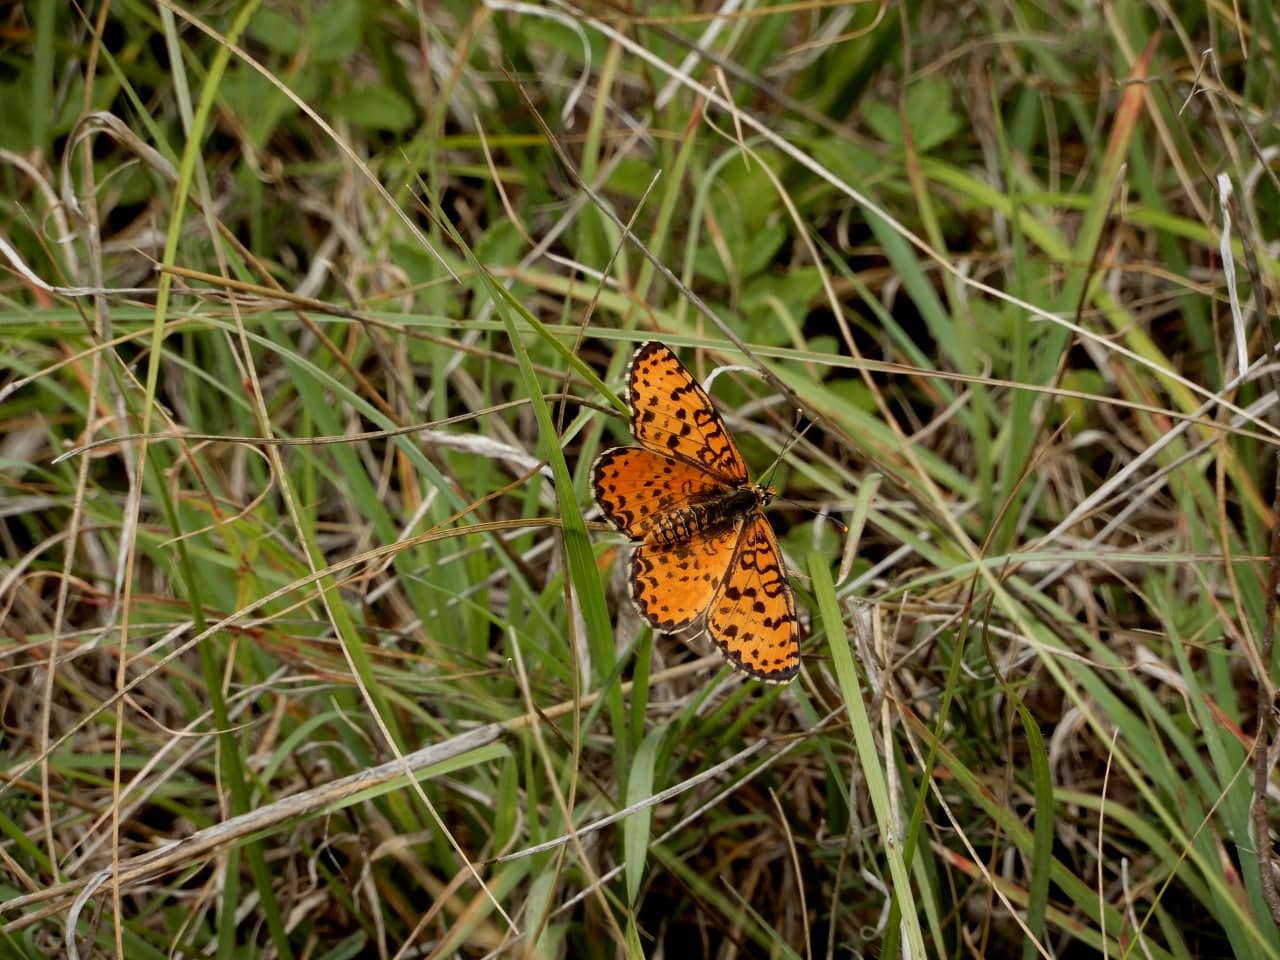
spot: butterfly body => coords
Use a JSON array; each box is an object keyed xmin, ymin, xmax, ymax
[
  {"xmin": 648, "ymin": 483, "xmax": 766, "ymax": 546},
  {"xmin": 591, "ymin": 342, "xmax": 801, "ymax": 682}
]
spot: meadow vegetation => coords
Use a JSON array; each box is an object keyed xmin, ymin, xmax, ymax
[{"xmin": 1, "ymin": 2, "xmax": 1278, "ymax": 957}]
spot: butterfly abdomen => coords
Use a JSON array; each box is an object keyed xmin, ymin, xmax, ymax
[{"xmin": 652, "ymin": 487, "xmax": 760, "ymax": 546}]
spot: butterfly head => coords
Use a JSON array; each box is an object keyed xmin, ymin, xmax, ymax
[{"xmin": 754, "ymin": 483, "xmax": 778, "ymax": 507}]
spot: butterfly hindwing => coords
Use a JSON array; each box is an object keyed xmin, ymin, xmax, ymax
[
  {"xmin": 628, "ymin": 522, "xmax": 742, "ymax": 631},
  {"xmin": 592, "ymin": 446, "xmax": 734, "ymax": 541}
]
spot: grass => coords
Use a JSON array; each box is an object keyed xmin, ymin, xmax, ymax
[{"xmin": 2, "ymin": 1, "xmax": 1279, "ymax": 957}]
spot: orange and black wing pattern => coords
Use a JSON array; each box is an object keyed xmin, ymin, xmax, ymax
[
  {"xmin": 591, "ymin": 341, "xmax": 801, "ymax": 682},
  {"xmin": 705, "ymin": 513, "xmax": 800, "ymax": 680},
  {"xmin": 628, "ymin": 524, "xmax": 741, "ymax": 632},
  {"xmin": 624, "ymin": 341, "xmax": 749, "ymax": 485},
  {"xmin": 592, "ymin": 446, "xmax": 732, "ymax": 541}
]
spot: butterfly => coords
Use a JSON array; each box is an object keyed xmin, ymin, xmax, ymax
[{"xmin": 591, "ymin": 341, "xmax": 801, "ymax": 682}]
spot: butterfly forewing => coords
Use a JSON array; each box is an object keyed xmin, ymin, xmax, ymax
[
  {"xmin": 626, "ymin": 342, "xmax": 750, "ymax": 485},
  {"xmin": 705, "ymin": 513, "xmax": 801, "ymax": 681}
]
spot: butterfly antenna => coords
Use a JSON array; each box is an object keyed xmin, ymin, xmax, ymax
[
  {"xmin": 764, "ymin": 412, "xmax": 849, "ymax": 535},
  {"xmin": 762, "ymin": 409, "xmax": 814, "ymax": 487}
]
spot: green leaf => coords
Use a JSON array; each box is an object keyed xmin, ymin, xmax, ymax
[
  {"xmin": 247, "ymin": 9, "xmax": 306, "ymax": 55},
  {"xmin": 331, "ymin": 86, "xmax": 416, "ymax": 133},
  {"xmin": 624, "ymin": 723, "xmax": 670, "ymax": 904},
  {"xmin": 311, "ymin": 0, "xmax": 364, "ymax": 61},
  {"xmin": 862, "ymin": 76, "xmax": 961, "ymax": 152}
]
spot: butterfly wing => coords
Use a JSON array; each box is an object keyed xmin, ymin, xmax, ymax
[
  {"xmin": 625, "ymin": 341, "xmax": 750, "ymax": 486},
  {"xmin": 595, "ymin": 342, "xmax": 801, "ymax": 681},
  {"xmin": 592, "ymin": 446, "xmax": 734, "ymax": 541},
  {"xmin": 705, "ymin": 512, "xmax": 801, "ymax": 681},
  {"xmin": 628, "ymin": 522, "xmax": 742, "ymax": 631}
]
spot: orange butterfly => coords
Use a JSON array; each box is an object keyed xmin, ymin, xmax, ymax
[{"xmin": 591, "ymin": 342, "xmax": 801, "ymax": 682}]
